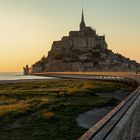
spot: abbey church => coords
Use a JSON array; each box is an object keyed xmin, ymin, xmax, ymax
[{"xmin": 25, "ymin": 10, "xmax": 140, "ymax": 74}]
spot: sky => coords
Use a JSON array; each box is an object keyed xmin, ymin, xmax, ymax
[{"xmin": 0, "ymin": 0, "xmax": 140, "ymax": 72}]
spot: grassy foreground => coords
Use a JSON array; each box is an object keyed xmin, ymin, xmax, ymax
[{"xmin": 0, "ymin": 79, "xmax": 134, "ymax": 140}]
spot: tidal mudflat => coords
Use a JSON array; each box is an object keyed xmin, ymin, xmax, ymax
[{"xmin": 0, "ymin": 79, "xmax": 135, "ymax": 140}]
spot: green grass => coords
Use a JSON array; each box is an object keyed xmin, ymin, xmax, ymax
[{"xmin": 0, "ymin": 80, "xmax": 135, "ymax": 140}]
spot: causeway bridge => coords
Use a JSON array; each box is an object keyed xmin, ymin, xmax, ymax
[{"xmin": 35, "ymin": 72, "xmax": 140, "ymax": 140}]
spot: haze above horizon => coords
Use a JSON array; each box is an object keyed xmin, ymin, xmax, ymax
[{"xmin": 0, "ymin": 0, "xmax": 140, "ymax": 72}]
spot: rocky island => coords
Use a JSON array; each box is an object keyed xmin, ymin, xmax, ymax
[{"xmin": 24, "ymin": 10, "xmax": 140, "ymax": 74}]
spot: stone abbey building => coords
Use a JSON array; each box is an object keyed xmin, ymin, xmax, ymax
[{"xmin": 24, "ymin": 10, "xmax": 140, "ymax": 74}]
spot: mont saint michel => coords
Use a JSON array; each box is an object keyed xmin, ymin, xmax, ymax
[
  {"xmin": 1, "ymin": 1, "xmax": 140, "ymax": 140},
  {"xmin": 24, "ymin": 10, "xmax": 140, "ymax": 74}
]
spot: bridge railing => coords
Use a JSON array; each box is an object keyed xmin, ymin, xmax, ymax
[
  {"xmin": 48, "ymin": 74, "xmax": 139, "ymax": 86},
  {"xmin": 79, "ymin": 86, "xmax": 140, "ymax": 140}
]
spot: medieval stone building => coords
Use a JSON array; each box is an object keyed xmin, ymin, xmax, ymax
[
  {"xmin": 44, "ymin": 10, "xmax": 108, "ymax": 72},
  {"xmin": 24, "ymin": 10, "xmax": 140, "ymax": 74}
]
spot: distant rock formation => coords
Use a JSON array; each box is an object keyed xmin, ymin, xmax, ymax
[{"xmin": 29, "ymin": 10, "xmax": 140, "ymax": 73}]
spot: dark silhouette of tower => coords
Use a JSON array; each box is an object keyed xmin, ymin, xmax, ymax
[{"xmin": 80, "ymin": 8, "xmax": 86, "ymax": 30}]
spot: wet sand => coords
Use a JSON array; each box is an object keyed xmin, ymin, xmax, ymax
[
  {"xmin": 76, "ymin": 89, "xmax": 130, "ymax": 129},
  {"xmin": 76, "ymin": 107, "xmax": 113, "ymax": 129}
]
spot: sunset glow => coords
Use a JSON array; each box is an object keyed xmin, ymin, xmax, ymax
[{"xmin": 0, "ymin": 0, "xmax": 140, "ymax": 72}]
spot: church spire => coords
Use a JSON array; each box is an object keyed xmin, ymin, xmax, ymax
[
  {"xmin": 80, "ymin": 8, "xmax": 86, "ymax": 30},
  {"xmin": 82, "ymin": 8, "xmax": 84, "ymax": 21}
]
